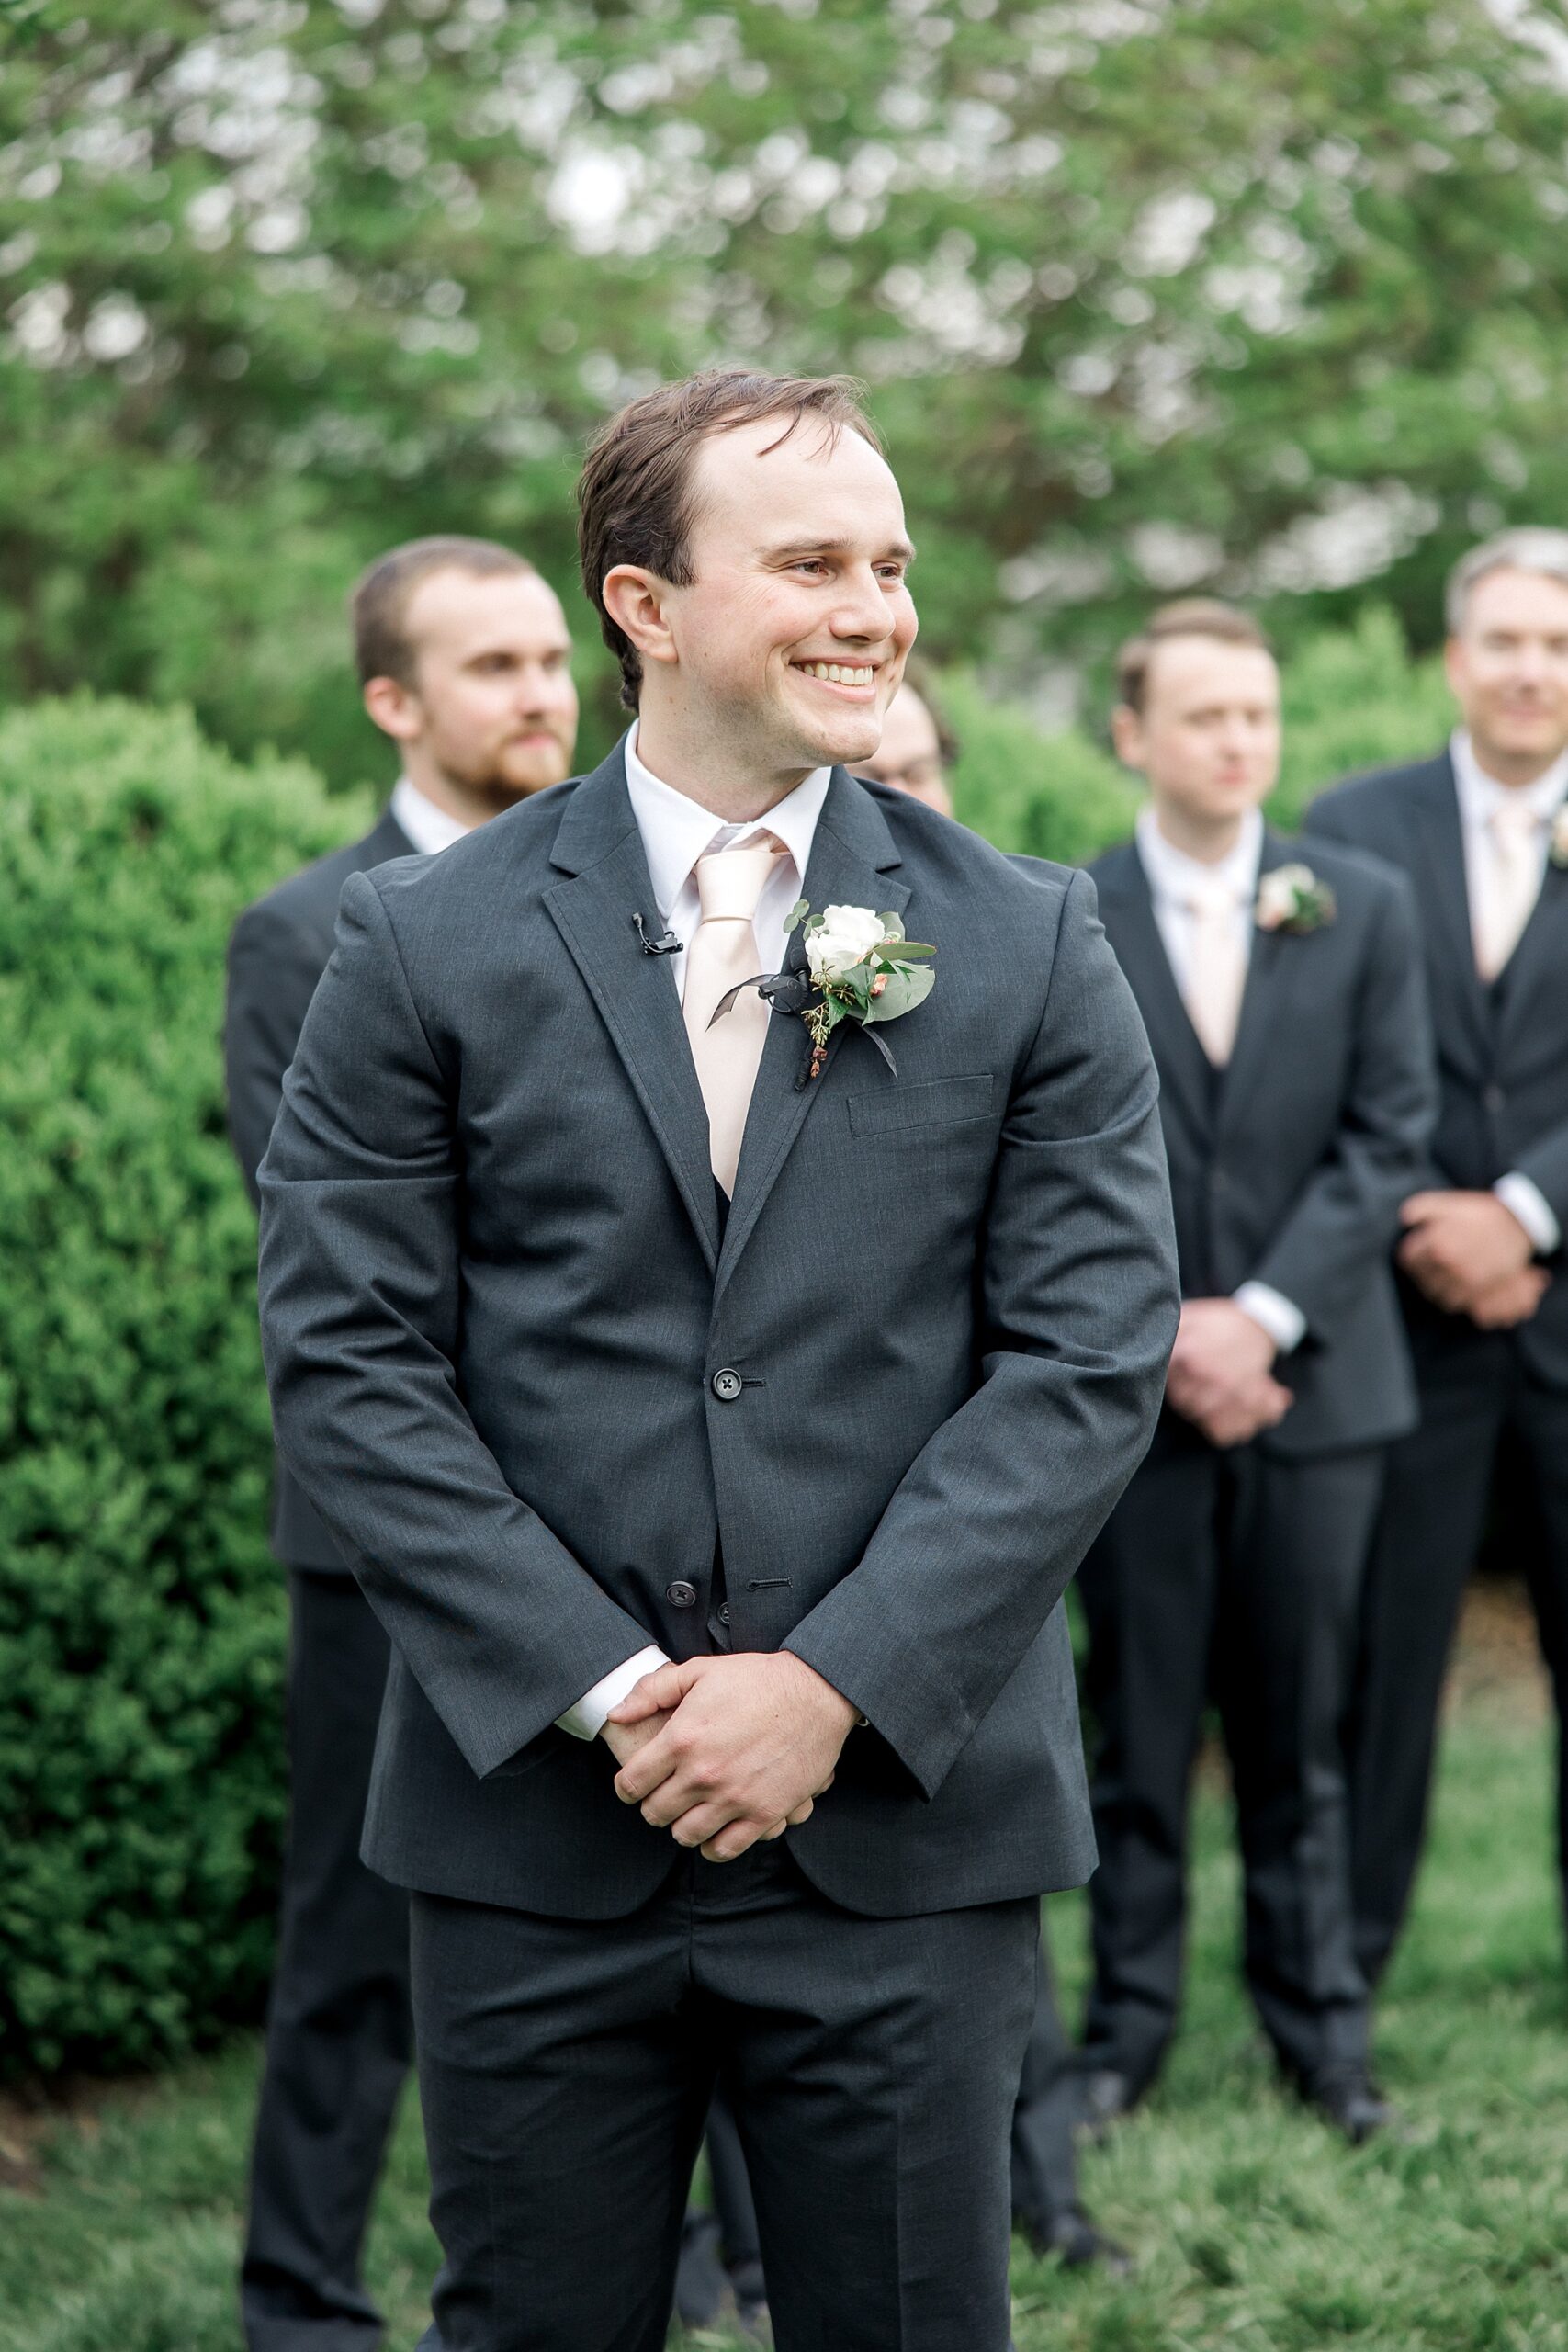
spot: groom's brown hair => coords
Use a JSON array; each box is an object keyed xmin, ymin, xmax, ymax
[{"xmin": 577, "ymin": 368, "xmax": 881, "ymax": 711}]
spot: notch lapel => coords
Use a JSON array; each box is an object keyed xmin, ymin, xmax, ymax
[
  {"xmin": 1099, "ymin": 842, "xmax": 1217, "ymax": 1140},
  {"xmin": 542, "ymin": 748, "xmax": 721, "ymax": 1272},
  {"xmin": 713, "ymin": 772, "xmax": 908, "ymax": 1309},
  {"xmin": 1495, "ymin": 840, "xmax": 1568, "ymax": 1053},
  {"xmin": 1412, "ymin": 758, "xmax": 1490, "ymax": 1078}
]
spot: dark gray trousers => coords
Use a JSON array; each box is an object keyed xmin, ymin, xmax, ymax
[
  {"xmin": 1078, "ymin": 1419, "xmax": 1380, "ymax": 2094},
  {"xmin": 243, "ymin": 1574, "xmax": 413, "ymax": 2352},
  {"xmin": 409, "ymin": 1845, "xmax": 1037, "ymax": 2352}
]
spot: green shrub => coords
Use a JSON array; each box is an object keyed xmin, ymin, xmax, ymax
[
  {"xmin": 0, "ymin": 697, "xmax": 362, "ymax": 2080},
  {"xmin": 947, "ymin": 606, "xmax": 1452, "ymax": 858}
]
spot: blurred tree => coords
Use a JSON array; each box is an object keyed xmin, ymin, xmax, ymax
[{"xmin": 1, "ymin": 0, "xmax": 1563, "ymax": 782}]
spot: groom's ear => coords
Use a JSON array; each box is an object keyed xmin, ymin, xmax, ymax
[{"xmin": 602, "ymin": 564, "xmax": 680, "ymax": 678}]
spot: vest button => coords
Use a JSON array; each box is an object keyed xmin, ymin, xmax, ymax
[
  {"xmin": 712, "ymin": 1367, "xmax": 744, "ymax": 1402},
  {"xmin": 665, "ymin": 1581, "xmax": 697, "ymax": 1610}
]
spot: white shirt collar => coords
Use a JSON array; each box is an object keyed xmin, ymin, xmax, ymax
[
  {"xmin": 389, "ymin": 775, "xmax": 474, "ymax": 857},
  {"xmin": 1135, "ymin": 803, "xmax": 1264, "ymax": 907},
  {"xmin": 1450, "ymin": 729, "xmax": 1568, "ymax": 829},
  {"xmin": 623, "ymin": 723, "xmax": 831, "ymax": 917}
]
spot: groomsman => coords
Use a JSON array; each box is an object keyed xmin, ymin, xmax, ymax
[
  {"xmin": 853, "ymin": 658, "xmax": 957, "ymax": 815},
  {"xmin": 226, "ymin": 537, "xmax": 578, "ymax": 2352},
  {"xmin": 1307, "ymin": 529, "xmax": 1568, "ymax": 1985},
  {"xmin": 1077, "ymin": 600, "xmax": 1434, "ymax": 2136}
]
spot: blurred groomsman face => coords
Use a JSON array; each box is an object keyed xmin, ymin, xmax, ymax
[
  {"xmin": 1113, "ymin": 634, "xmax": 1281, "ymax": 847},
  {"xmin": 1445, "ymin": 565, "xmax": 1568, "ymax": 788},
  {"xmin": 854, "ymin": 683, "xmax": 953, "ymax": 817},
  {"xmin": 364, "ymin": 567, "xmax": 579, "ymax": 813}
]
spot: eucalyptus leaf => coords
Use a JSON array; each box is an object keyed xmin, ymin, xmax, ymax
[
  {"xmin": 864, "ymin": 964, "xmax": 936, "ymax": 1023},
  {"xmin": 784, "ymin": 899, "xmax": 810, "ymax": 935}
]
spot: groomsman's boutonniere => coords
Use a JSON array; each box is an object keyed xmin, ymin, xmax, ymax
[
  {"xmin": 1550, "ymin": 806, "xmax": 1568, "ymax": 870},
  {"xmin": 1255, "ymin": 864, "xmax": 1337, "ymax": 935},
  {"xmin": 711, "ymin": 901, "xmax": 936, "ymax": 1081}
]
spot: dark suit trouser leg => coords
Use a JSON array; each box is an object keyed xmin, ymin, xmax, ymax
[
  {"xmin": 1515, "ymin": 1374, "xmax": 1568, "ymax": 1940},
  {"xmin": 1010, "ymin": 1932, "xmax": 1083, "ymax": 2225},
  {"xmin": 1079, "ymin": 1423, "xmax": 1219, "ymax": 2094},
  {"xmin": 1213, "ymin": 1447, "xmax": 1380, "ymax": 2084},
  {"xmin": 705, "ymin": 2083, "xmax": 762, "ymax": 2288},
  {"xmin": 409, "ymin": 1847, "xmax": 1037, "ymax": 2352},
  {"xmin": 243, "ymin": 1575, "xmax": 413, "ymax": 2352},
  {"xmin": 1347, "ymin": 1345, "xmax": 1507, "ymax": 1986}
]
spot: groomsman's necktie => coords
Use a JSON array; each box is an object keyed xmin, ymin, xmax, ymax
[
  {"xmin": 1180, "ymin": 876, "xmax": 1248, "ymax": 1068},
  {"xmin": 1473, "ymin": 796, "xmax": 1542, "ymax": 981},
  {"xmin": 682, "ymin": 837, "xmax": 785, "ymax": 1195}
]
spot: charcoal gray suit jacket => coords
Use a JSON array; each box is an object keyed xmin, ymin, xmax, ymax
[
  {"xmin": 1088, "ymin": 829, "xmax": 1435, "ymax": 1457},
  {"xmin": 257, "ymin": 746, "xmax": 1179, "ymax": 1920},
  {"xmin": 226, "ymin": 805, "xmax": 415, "ymax": 1572},
  {"xmin": 1307, "ymin": 750, "xmax": 1568, "ymax": 1388}
]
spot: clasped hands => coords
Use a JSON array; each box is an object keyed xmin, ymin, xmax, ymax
[
  {"xmin": 1397, "ymin": 1191, "xmax": 1550, "ymax": 1328},
  {"xmin": 600, "ymin": 1651, "xmax": 857, "ymax": 1865},
  {"xmin": 1166, "ymin": 1296, "xmax": 1293, "ymax": 1448}
]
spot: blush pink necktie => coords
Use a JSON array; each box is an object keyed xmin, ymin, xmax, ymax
[
  {"xmin": 682, "ymin": 839, "xmax": 785, "ymax": 1195},
  {"xmin": 1181, "ymin": 876, "xmax": 1248, "ymax": 1067},
  {"xmin": 1473, "ymin": 797, "xmax": 1542, "ymax": 981}
]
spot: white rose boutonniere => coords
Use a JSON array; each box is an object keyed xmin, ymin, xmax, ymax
[
  {"xmin": 1551, "ymin": 805, "xmax": 1568, "ymax": 870},
  {"xmin": 708, "ymin": 899, "xmax": 936, "ymax": 1081},
  {"xmin": 1255, "ymin": 863, "xmax": 1337, "ymax": 935}
]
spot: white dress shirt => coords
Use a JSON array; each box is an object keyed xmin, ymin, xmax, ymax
[
  {"xmin": 1450, "ymin": 732, "xmax": 1568, "ymax": 1257},
  {"xmin": 557, "ymin": 728, "xmax": 834, "ymax": 1743},
  {"xmin": 1134, "ymin": 806, "xmax": 1306, "ymax": 1356},
  {"xmin": 389, "ymin": 774, "xmax": 473, "ymax": 856}
]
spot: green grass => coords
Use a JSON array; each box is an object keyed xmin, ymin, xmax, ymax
[{"xmin": 4, "ymin": 1698, "xmax": 1565, "ymax": 2351}]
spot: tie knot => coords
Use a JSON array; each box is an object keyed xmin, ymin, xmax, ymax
[
  {"xmin": 695, "ymin": 839, "xmax": 782, "ymax": 924},
  {"xmin": 1491, "ymin": 796, "xmax": 1540, "ymax": 842},
  {"xmin": 1184, "ymin": 875, "xmax": 1242, "ymax": 919}
]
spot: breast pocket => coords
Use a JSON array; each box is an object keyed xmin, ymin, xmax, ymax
[{"xmin": 846, "ymin": 1072, "xmax": 996, "ymax": 1136}]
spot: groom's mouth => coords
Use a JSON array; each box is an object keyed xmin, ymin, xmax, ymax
[{"xmin": 791, "ymin": 660, "xmax": 880, "ymax": 701}]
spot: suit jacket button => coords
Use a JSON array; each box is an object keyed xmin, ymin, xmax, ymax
[
  {"xmin": 666, "ymin": 1581, "xmax": 697, "ymax": 1609},
  {"xmin": 712, "ymin": 1367, "xmax": 744, "ymax": 1401}
]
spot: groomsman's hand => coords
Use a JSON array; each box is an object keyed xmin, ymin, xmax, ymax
[
  {"xmin": 600, "ymin": 1710, "xmax": 673, "ymax": 1770},
  {"xmin": 607, "ymin": 1653, "xmax": 856, "ymax": 1863},
  {"xmin": 1466, "ymin": 1265, "xmax": 1551, "ymax": 1329},
  {"xmin": 1398, "ymin": 1190, "xmax": 1535, "ymax": 1314},
  {"xmin": 1165, "ymin": 1298, "xmax": 1294, "ymax": 1449}
]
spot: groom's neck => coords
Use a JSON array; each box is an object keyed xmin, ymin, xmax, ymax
[{"xmin": 633, "ymin": 695, "xmax": 816, "ymax": 825}]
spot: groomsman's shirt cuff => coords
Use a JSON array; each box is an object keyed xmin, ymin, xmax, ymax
[
  {"xmin": 555, "ymin": 1645, "xmax": 671, "ymax": 1742},
  {"xmin": 1495, "ymin": 1172, "xmax": 1562, "ymax": 1258},
  {"xmin": 1233, "ymin": 1282, "xmax": 1307, "ymax": 1356}
]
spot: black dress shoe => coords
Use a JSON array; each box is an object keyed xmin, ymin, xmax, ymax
[
  {"xmin": 1018, "ymin": 2200, "xmax": 1133, "ymax": 2274},
  {"xmin": 1301, "ymin": 2065, "xmax": 1395, "ymax": 2145},
  {"xmin": 1075, "ymin": 2066, "xmax": 1137, "ymax": 2141}
]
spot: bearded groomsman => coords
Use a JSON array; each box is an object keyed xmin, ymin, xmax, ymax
[
  {"xmin": 1306, "ymin": 529, "xmax": 1568, "ymax": 1987},
  {"xmin": 227, "ymin": 537, "xmax": 578, "ymax": 2352},
  {"xmin": 1076, "ymin": 600, "xmax": 1434, "ymax": 2140}
]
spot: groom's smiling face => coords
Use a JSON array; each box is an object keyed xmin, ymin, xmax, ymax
[{"xmin": 664, "ymin": 412, "xmax": 919, "ymax": 773}]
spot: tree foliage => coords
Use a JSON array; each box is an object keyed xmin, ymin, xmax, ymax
[{"xmin": 1, "ymin": 0, "xmax": 1564, "ymax": 782}]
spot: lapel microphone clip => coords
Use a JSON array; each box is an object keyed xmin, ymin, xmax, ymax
[{"xmin": 633, "ymin": 912, "xmax": 682, "ymax": 957}]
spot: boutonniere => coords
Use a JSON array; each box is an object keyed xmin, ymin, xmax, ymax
[
  {"xmin": 1550, "ymin": 806, "xmax": 1568, "ymax": 869},
  {"xmin": 1255, "ymin": 863, "xmax": 1337, "ymax": 935},
  {"xmin": 711, "ymin": 901, "xmax": 936, "ymax": 1081}
]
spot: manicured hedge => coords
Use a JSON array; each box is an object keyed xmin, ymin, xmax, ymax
[{"xmin": 0, "ymin": 697, "xmax": 362, "ymax": 2079}]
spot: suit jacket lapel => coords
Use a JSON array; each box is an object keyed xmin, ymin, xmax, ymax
[
  {"xmin": 1099, "ymin": 842, "xmax": 1216, "ymax": 1139},
  {"xmin": 713, "ymin": 771, "xmax": 909, "ymax": 1310},
  {"xmin": 543, "ymin": 748, "xmax": 722, "ymax": 1272},
  {"xmin": 1412, "ymin": 755, "xmax": 1490, "ymax": 1076},
  {"xmin": 1495, "ymin": 840, "xmax": 1568, "ymax": 1050}
]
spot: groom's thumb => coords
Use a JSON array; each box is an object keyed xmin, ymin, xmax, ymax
[{"xmin": 608, "ymin": 1661, "xmax": 694, "ymax": 1723}]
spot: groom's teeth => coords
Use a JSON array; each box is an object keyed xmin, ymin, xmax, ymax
[{"xmin": 800, "ymin": 662, "xmax": 873, "ymax": 684}]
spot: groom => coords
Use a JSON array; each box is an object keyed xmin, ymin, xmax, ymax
[{"xmin": 257, "ymin": 368, "xmax": 1179, "ymax": 2352}]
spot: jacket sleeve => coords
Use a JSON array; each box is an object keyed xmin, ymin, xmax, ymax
[
  {"xmin": 784, "ymin": 869, "xmax": 1180, "ymax": 1800},
  {"xmin": 1244, "ymin": 872, "xmax": 1438, "ymax": 1332},
  {"xmin": 257, "ymin": 871, "xmax": 662, "ymax": 1779},
  {"xmin": 224, "ymin": 900, "xmax": 330, "ymax": 1207}
]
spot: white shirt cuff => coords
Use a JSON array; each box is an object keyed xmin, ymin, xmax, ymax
[
  {"xmin": 1234, "ymin": 1281, "xmax": 1307, "ymax": 1356},
  {"xmin": 1495, "ymin": 1172, "xmax": 1561, "ymax": 1258},
  {"xmin": 555, "ymin": 1645, "xmax": 671, "ymax": 1743}
]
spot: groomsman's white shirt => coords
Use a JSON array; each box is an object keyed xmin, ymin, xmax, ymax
[
  {"xmin": 1134, "ymin": 805, "xmax": 1306, "ymax": 1357},
  {"xmin": 389, "ymin": 774, "xmax": 473, "ymax": 857},
  {"xmin": 557, "ymin": 726, "xmax": 832, "ymax": 1742},
  {"xmin": 1450, "ymin": 730, "xmax": 1568, "ymax": 1257}
]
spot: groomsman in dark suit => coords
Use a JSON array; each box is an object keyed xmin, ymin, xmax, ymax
[
  {"xmin": 1306, "ymin": 529, "xmax": 1568, "ymax": 1986},
  {"xmin": 227, "ymin": 537, "xmax": 578, "ymax": 2352},
  {"xmin": 1077, "ymin": 600, "xmax": 1434, "ymax": 2139}
]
